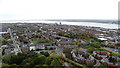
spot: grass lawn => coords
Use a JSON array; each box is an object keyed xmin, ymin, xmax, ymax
[
  {"xmin": 83, "ymin": 46, "xmax": 94, "ymax": 49},
  {"xmin": 32, "ymin": 39, "xmax": 51, "ymax": 43},
  {"xmin": 95, "ymin": 48, "xmax": 120, "ymax": 57},
  {"xmin": 97, "ymin": 64, "xmax": 108, "ymax": 68}
]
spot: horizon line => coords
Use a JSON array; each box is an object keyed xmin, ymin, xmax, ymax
[{"xmin": 0, "ymin": 19, "xmax": 118, "ymax": 21}]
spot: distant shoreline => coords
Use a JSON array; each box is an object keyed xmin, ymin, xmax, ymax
[{"xmin": 0, "ymin": 21, "xmax": 118, "ymax": 29}]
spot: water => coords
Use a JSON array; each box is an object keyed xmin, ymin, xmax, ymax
[
  {"xmin": 34, "ymin": 21, "xmax": 118, "ymax": 29},
  {"xmin": 42, "ymin": 21, "xmax": 118, "ymax": 29},
  {"xmin": 61, "ymin": 22, "xmax": 118, "ymax": 29},
  {"xmin": 0, "ymin": 21, "xmax": 118, "ymax": 29}
]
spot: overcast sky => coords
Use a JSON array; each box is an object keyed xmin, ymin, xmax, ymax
[{"xmin": 0, "ymin": 0, "xmax": 119, "ymax": 20}]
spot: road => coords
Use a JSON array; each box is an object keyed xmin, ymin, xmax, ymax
[
  {"xmin": 94, "ymin": 59, "xmax": 100, "ymax": 68},
  {"xmin": 0, "ymin": 49, "xmax": 2, "ymax": 68},
  {"xmin": 89, "ymin": 54, "xmax": 100, "ymax": 68},
  {"xmin": 8, "ymin": 28, "xmax": 22, "ymax": 54},
  {"xmin": 34, "ymin": 50, "xmax": 55, "ymax": 54},
  {"xmin": 64, "ymin": 62, "xmax": 71, "ymax": 68},
  {"xmin": 101, "ymin": 47, "xmax": 119, "ymax": 54}
]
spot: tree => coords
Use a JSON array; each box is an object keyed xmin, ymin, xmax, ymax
[
  {"xmin": 40, "ymin": 52, "xmax": 49, "ymax": 57},
  {"xmin": 34, "ymin": 65, "xmax": 42, "ymax": 68},
  {"xmin": 55, "ymin": 36, "xmax": 61, "ymax": 39},
  {"xmin": 10, "ymin": 64, "xmax": 18, "ymax": 68},
  {"xmin": 45, "ymin": 57, "xmax": 52, "ymax": 65},
  {"xmin": 2, "ymin": 53, "xmax": 13, "ymax": 64},
  {"xmin": 2, "ymin": 53, "xmax": 26, "ymax": 65},
  {"xmin": 21, "ymin": 58, "xmax": 33, "ymax": 65},
  {"xmin": 1, "ymin": 63, "xmax": 10, "ymax": 68},
  {"xmin": 108, "ymin": 57, "xmax": 116, "ymax": 63},
  {"xmin": 27, "ymin": 52, "xmax": 38, "ymax": 58},
  {"xmin": 42, "ymin": 64, "xmax": 49, "ymax": 67},
  {"xmin": 63, "ymin": 49, "xmax": 72, "ymax": 59},
  {"xmin": 45, "ymin": 46, "xmax": 48, "ymax": 50},
  {"xmin": 10, "ymin": 55, "xmax": 24, "ymax": 65},
  {"xmin": 115, "ymin": 43, "xmax": 120, "ymax": 46},
  {"xmin": 1, "ymin": 38, "xmax": 7, "ymax": 45},
  {"xmin": 1, "ymin": 38, "xmax": 7, "ymax": 42},
  {"xmin": 50, "ymin": 59, "xmax": 62, "ymax": 67},
  {"xmin": 33, "ymin": 55, "xmax": 46, "ymax": 65},
  {"xmin": 91, "ymin": 42, "xmax": 100, "ymax": 48},
  {"xmin": 23, "ymin": 63, "xmax": 31, "ymax": 68},
  {"xmin": 75, "ymin": 41, "xmax": 82, "ymax": 46}
]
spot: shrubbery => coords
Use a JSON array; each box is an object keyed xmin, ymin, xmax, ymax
[
  {"xmin": 32, "ymin": 39, "xmax": 51, "ymax": 43},
  {"xmin": 2, "ymin": 52, "xmax": 64, "ymax": 68}
]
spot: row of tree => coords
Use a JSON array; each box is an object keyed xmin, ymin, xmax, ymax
[
  {"xmin": 2, "ymin": 52, "xmax": 64, "ymax": 68},
  {"xmin": 58, "ymin": 32, "xmax": 96, "ymax": 39}
]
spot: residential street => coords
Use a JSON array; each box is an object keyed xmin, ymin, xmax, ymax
[
  {"xmin": 94, "ymin": 59, "xmax": 100, "ymax": 68},
  {"xmin": 0, "ymin": 49, "xmax": 2, "ymax": 68},
  {"xmin": 0, "ymin": 23, "xmax": 119, "ymax": 68},
  {"xmin": 101, "ymin": 47, "xmax": 119, "ymax": 54},
  {"xmin": 64, "ymin": 62, "xmax": 71, "ymax": 68}
]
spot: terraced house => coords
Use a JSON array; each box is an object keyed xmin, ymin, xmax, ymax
[
  {"xmin": 93, "ymin": 51, "xmax": 120, "ymax": 67},
  {"xmin": 71, "ymin": 49, "xmax": 94, "ymax": 65}
]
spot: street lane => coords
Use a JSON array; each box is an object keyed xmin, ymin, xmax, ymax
[{"xmin": 0, "ymin": 49, "xmax": 2, "ymax": 68}]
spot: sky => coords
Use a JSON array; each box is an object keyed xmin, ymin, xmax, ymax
[{"xmin": 0, "ymin": 0, "xmax": 119, "ymax": 21}]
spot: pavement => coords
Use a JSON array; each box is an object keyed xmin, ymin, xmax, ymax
[
  {"xmin": 94, "ymin": 59, "xmax": 100, "ymax": 68},
  {"xmin": 89, "ymin": 54, "xmax": 100, "ymax": 68},
  {"xmin": 34, "ymin": 50, "xmax": 55, "ymax": 54},
  {"xmin": 64, "ymin": 62, "xmax": 71, "ymax": 68}
]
